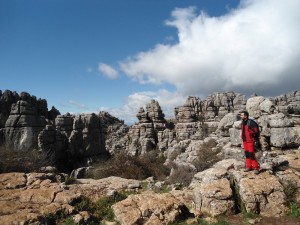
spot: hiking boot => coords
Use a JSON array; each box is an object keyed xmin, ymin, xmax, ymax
[
  {"xmin": 253, "ymin": 169, "xmax": 260, "ymax": 175},
  {"xmin": 244, "ymin": 168, "xmax": 251, "ymax": 172}
]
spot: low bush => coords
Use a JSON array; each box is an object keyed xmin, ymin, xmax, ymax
[
  {"xmin": 0, "ymin": 146, "xmax": 50, "ymax": 173},
  {"xmin": 88, "ymin": 150, "xmax": 170, "ymax": 180},
  {"xmin": 166, "ymin": 162, "xmax": 196, "ymax": 186},
  {"xmin": 288, "ymin": 202, "xmax": 300, "ymax": 218},
  {"xmin": 192, "ymin": 139, "xmax": 222, "ymax": 172},
  {"xmin": 73, "ymin": 192, "xmax": 128, "ymax": 222}
]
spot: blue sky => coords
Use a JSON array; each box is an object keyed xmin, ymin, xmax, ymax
[{"xmin": 1, "ymin": 0, "xmax": 300, "ymax": 124}]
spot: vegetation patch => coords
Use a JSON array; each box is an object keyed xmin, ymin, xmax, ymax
[
  {"xmin": 288, "ymin": 203, "xmax": 300, "ymax": 218},
  {"xmin": 88, "ymin": 150, "xmax": 170, "ymax": 180},
  {"xmin": 0, "ymin": 146, "xmax": 50, "ymax": 173}
]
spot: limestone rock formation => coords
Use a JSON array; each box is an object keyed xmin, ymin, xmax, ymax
[
  {"xmin": 100, "ymin": 111, "xmax": 129, "ymax": 155},
  {"xmin": 232, "ymin": 171, "xmax": 287, "ymax": 216},
  {"xmin": 3, "ymin": 100, "xmax": 47, "ymax": 151},
  {"xmin": 0, "ymin": 172, "xmax": 141, "ymax": 225},
  {"xmin": 0, "ymin": 90, "xmax": 19, "ymax": 128},
  {"xmin": 273, "ymin": 91, "xmax": 300, "ymax": 115},
  {"xmin": 112, "ymin": 192, "xmax": 189, "ymax": 225},
  {"xmin": 69, "ymin": 113, "xmax": 106, "ymax": 157},
  {"xmin": 0, "ymin": 90, "xmax": 61, "ymax": 151},
  {"xmin": 189, "ymin": 156, "xmax": 300, "ymax": 217},
  {"xmin": 127, "ymin": 100, "xmax": 167, "ymax": 156}
]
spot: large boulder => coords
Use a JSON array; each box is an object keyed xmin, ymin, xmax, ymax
[
  {"xmin": 112, "ymin": 192, "xmax": 189, "ymax": 225},
  {"xmin": 190, "ymin": 168, "xmax": 234, "ymax": 216},
  {"xmin": 232, "ymin": 171, "xmax": 287, "ymax": 217},
  {"xmin": 270, "ymin": 127, "xmax": 300, "ymax": 148}
]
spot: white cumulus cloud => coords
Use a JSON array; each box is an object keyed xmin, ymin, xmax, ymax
[
  {"xmin": 100, "ymin": 89, "xmax": 187, "ymax": 124},
  {"xmin": 98, "ymin": 63, "xmax": 119, "ymax": 79},
  {"xmin": 120, "ymin": 0, "xmax": 300, "ymax": 97}
]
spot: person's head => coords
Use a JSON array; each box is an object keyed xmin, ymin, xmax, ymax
[{"xmin": 240, "ymin": 110, "xmax": 249, "ymax": 121}]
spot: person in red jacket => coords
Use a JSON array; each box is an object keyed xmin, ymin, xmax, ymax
[{"xmin": 240, "ymin": 110, "xmax": 260, "ymax": 174}]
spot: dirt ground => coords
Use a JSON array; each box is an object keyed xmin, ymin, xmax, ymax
[{"xmin": 225, "ymin": 214, "xmax": 300, "ymax": 225}]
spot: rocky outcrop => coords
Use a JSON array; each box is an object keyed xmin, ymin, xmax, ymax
[
  {"xmin": 69, "ymin": 113, "xmax": 106, "ymax": 157},
  {"xmin": 0, "ymin": 172, "xmax": 141, "ymax": 225},
  {"xmin": 3, "ymin": 100, "xmax": 47, "ymax": 151},
  {"xmin": 232, "ymin": 171, "xmax": 287, "ymax": 217},
  {"xmin": 273, "ymin": 91, "xmax": 300, "ymax": 115},
  {"xmin": 126, "ymin": 100, "xmax": 167, "ymax": 156},
  {"xmin": 190, "ymin": 168, "xmax": 235, "ymax": 216},
  {"xmin": 190, "ymin": 154, "xmax": 300, "ymax": 218},
  {"xmin": 0, "ymin": 90, "xmax": 19, "ymax": 128},
  {"xmin": 0, "ymin": 90, "xmax": 61, "ymax": 151},
  {"xmin": 112, "ymin": 192, "xmax": 189, "ymax": 225},
  {"xmin": 100, "ymin": 111, "xmax": 129, "ymax": 155},
  {"xmin": 38, "ymin": 113, "xmax": 108, "ymax": 167}
]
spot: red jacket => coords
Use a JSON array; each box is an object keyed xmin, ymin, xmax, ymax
[{"xmin": 241, "ymin": 119, "xmax": 259, "ymax": 142}]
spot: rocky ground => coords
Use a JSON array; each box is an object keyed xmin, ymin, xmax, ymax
[{"xmin": 0, "ymin": 151, "xmax": 299, "ymax": 225}]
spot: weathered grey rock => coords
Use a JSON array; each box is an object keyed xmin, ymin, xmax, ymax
[
  {"xmin": 55, "ymin": 114, "xmax": 74, "ymax": 136},
  {"xmin": 136, "ymin": 107, "xmax": 150, "ymax": 123},
  {"xmin": 175, "ymin": 105, "xmax": 198, "ymax": 123},
  {"xmin": 270, "ymin": 127, "xmax": 300, "ymax": 148},
  {"xmin": 146, "ymin": 99, "xmax": 165, "ymax": 123},
  {"xmin": 246, "ymin": 96, "xmax": 265, "ymax": 118},
  {"xmin": 38, "ymin": 125, "xmax": 69, "ymax": 162},
  {"xmin": 126, "ymin": 100, "xmax": 168, "ymax": 155},
  {"xmin": 175, "ymin": 96, "xmax": 202, "ymax": 123},
  {"xmin": 268, "ymin": 113, "xmax": 294, "ymax": 128},
  {"xmin": 260, "ymin": 98, "xmax": 276, "ymax": 114},
  {"xmin": 229, "ymin": 127, "xmax": 242, "ymax": 147},
  {"xmin": 3, "ymin": 100, "xmax": 47, "ymax": 151},
  {"xmin": 274, "ymin": 91, "xmax": 300, "ymax": 115},
  {"xmin": 190, "ymin": 168, "xmax": 229, "ymax": 188},
  {"xmin": 213, "ymin": 158, "xmax": 244, "ymax": 171},
  {"xmin": 260, "ymin": 153, "xmax": 289, "ymax": 171},
  {"xmin": 223, "ymin": 144, "xmax": 244, "ymax": 160},
  {"xmin": 217, "ymin": 113, "xmax": 239, "ymax": 137},
  {"xmin": 69, "ymin": 113, "xmax": 106, "ymax": 157},
  {"xmin": 70, "ymin": 167, "xmax": 90, "ymax": 179},
  {"xmin": 275, "ymin": 168, "xmax": 300, "ymax": 204},
  {"xmin": 0, "ymin": 90, "xmax": 20, "ymax": 128}
]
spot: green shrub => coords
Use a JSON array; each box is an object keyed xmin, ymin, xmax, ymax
[
  {"xmin": 40, "ymin": 211, "xmax": 66, "ymax": 225},
  {"xmin": 242, "ymin": 211, "xmax": 259, "ymax": 225},
  {"xmin": 288, "ymin": 203, "xmax": 300, "ymax": 218},
  {"xmin": 63, "ymin": 217, "xmax": 76, "ymax": 225},
  {"xmin": 73, "ymin": 192, "xmax": 128, "ymax": 222},
  {"xmin": 74, "ymin": 196, "xmax": 95, "ymax": 212}
]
